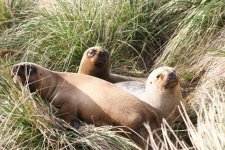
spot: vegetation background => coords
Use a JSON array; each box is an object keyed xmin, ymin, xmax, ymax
[{"xmin": 0, "ymin": 0, "xmax": 224, "ymax": 149}]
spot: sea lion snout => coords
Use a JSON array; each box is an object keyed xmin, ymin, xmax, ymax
[
  {"xmin": 164, "ymin": 70, "xmax": 179, "ymax": 88},
  {"xmin": 92, "ymin": 48, "xmax": 109, "ymax": 67},
  {"xmin": 98, "ymin": 50, "xmax": 108, "ymax": 60},
  {"xmin": 168, "ymin": 71, "xmax": 176, "ymax": 80}
]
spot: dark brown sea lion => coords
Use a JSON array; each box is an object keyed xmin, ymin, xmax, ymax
[
  {"xmin": 12, "ymin": 62, "xmax": 160, "ymax": 149},
  {"xmin": 78, "ymin": 46, "xmax": 145, "ymax": 83}
]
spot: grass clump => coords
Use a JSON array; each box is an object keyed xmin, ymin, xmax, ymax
[
  {"xmin": 0, "ymin": 0, "xmax": 178, "ymax": 71},
  {"xmin": 0, "ymin": 0, "xmax": 37, "ymax": 34},
  {"xmin": 147, "ymin": 83, "xmax": 225, "ymax": 150},
  {"xmin": 156, "ymin": 0, "xmax": 225, "ymax": 67},
  {"xmin": 187, "ymin": 84, "xmax": 225, "ymax": 150}
]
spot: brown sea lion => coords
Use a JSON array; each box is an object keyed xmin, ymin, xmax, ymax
[
  {"xmin": 78, "ymin": 46, "xmax": 145, "ymax": 83},
  {"xmin": 116, "ymin": 66, "xmax": 184, "ymax": 122},
  {"xmin": 11, "ymin": 62, "xmax": 160, "ymax": 149}
]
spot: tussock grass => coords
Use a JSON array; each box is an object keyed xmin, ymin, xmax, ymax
[
  {"xmin": 146, "ymin": 83, "xmax": 225, "ymax": 150},
  {"xmin": 0, "ymin": 0, "xmax": 37, "ymax": 33},
  {"xmin": 1, "ymin": 0, "xmax": 225, "ymax": 149},
  {"xmin": 155, "ymin": 0, "xmax": 225, "ymax": 67},
  {"xmin": 186, "ymin": 84, "xmax": 225, "ymax": 150},
  {"xmin": 0, "ymin": 0, "xmax": 174, "ymax": 71}
]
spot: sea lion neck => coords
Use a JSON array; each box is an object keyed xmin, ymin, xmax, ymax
[
  {"xmin": 79, "ymin": 62, "xmax": 110, "ymax": 80},
  {"xmin": 94, "ymin": 68, "xmax": 110, "ymax": 79},
  {"xmin": 38, "ymin": 70, "xmax": 59, "ymax": 101}
]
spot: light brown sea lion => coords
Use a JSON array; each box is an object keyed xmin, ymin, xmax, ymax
[
  {"xmin": 116, "ymin": 66, "xmax": 184, "ymax": 122},
  {"xmin": 145, "ymin": 66, "xmax": 183, "ymax": 121},
  {"xmin": 78, "ymin": 46, "xmax": 145, "ymax": 83},
  {"xmin": 11, "ymin": 62, "xmax": 160, "ymax": 149}
]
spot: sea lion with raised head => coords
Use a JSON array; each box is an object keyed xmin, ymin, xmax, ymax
[
  {"xmin": 78, "ymin": 46, "xmax": 145, "ymax": 83},
  {"xmin": 116, "ymin": 66, "xmax": 184, "ymax": 122},
  {"xmin": 12, "ymin": 62, "xmax": 160, "ymax": 149},
  {"xmin": 145, "ymin": 66, "xmax": 183, "ymax": 121}
]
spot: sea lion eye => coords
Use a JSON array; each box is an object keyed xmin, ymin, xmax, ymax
[
  {"xmin": 87, "ymin": 49, "xmax": 96, "ymax": 57},
  {"xmin": 156, "ymin": 74, "xmax": 160, "ymax": 79}
]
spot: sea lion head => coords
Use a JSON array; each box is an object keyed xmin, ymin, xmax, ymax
[
  {"xmin": 147, "ymin": 66, "xmax": 179, "ymax": 90},
  {"xmin": 79, "ymin": 46, "xmax": 109, "ymax": 76},
  {"xmin": 11, "ymin": 62, "xmax": 44, "ymax": 93},
  {"xmin": 84, "ymin": 46, "xmax": 109, "ymax": 68}
]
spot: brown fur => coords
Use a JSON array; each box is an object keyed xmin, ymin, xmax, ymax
[
  {"xmin": 78, "ymin": 46, "xmax": 144, "ymax": 83},
  {"xmin": 12, "ymin": 62, "xmax": 160, "ymax": 149}
]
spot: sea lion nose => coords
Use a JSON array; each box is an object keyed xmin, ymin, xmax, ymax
[
  {"xmin": 168, "ymin": 72, "xmax": 176, "ymax": 79},
  {"xmin": 99, "ymin": 51, "xmax": 108, "ymax": 59}
]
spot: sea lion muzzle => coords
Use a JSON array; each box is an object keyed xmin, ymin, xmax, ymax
[{"xmin": 98, "ymin": 50, "xmax": 108, "ymax": 59}]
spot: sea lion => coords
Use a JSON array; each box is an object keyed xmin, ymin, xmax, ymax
[
  {"xmin": 11, "ymin": 62, "xmax": 160, "ymax": 149},
  {"xmin": 145, "ymin": 66, "xmax": 183, "ymax": 121},
  {"xmin": 78, "ymin": 46, "xmax": 144, "ymax": 83},
  {"xmin": 116, "ymin": 66, "xmax": 183, "ymax": 121}
]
